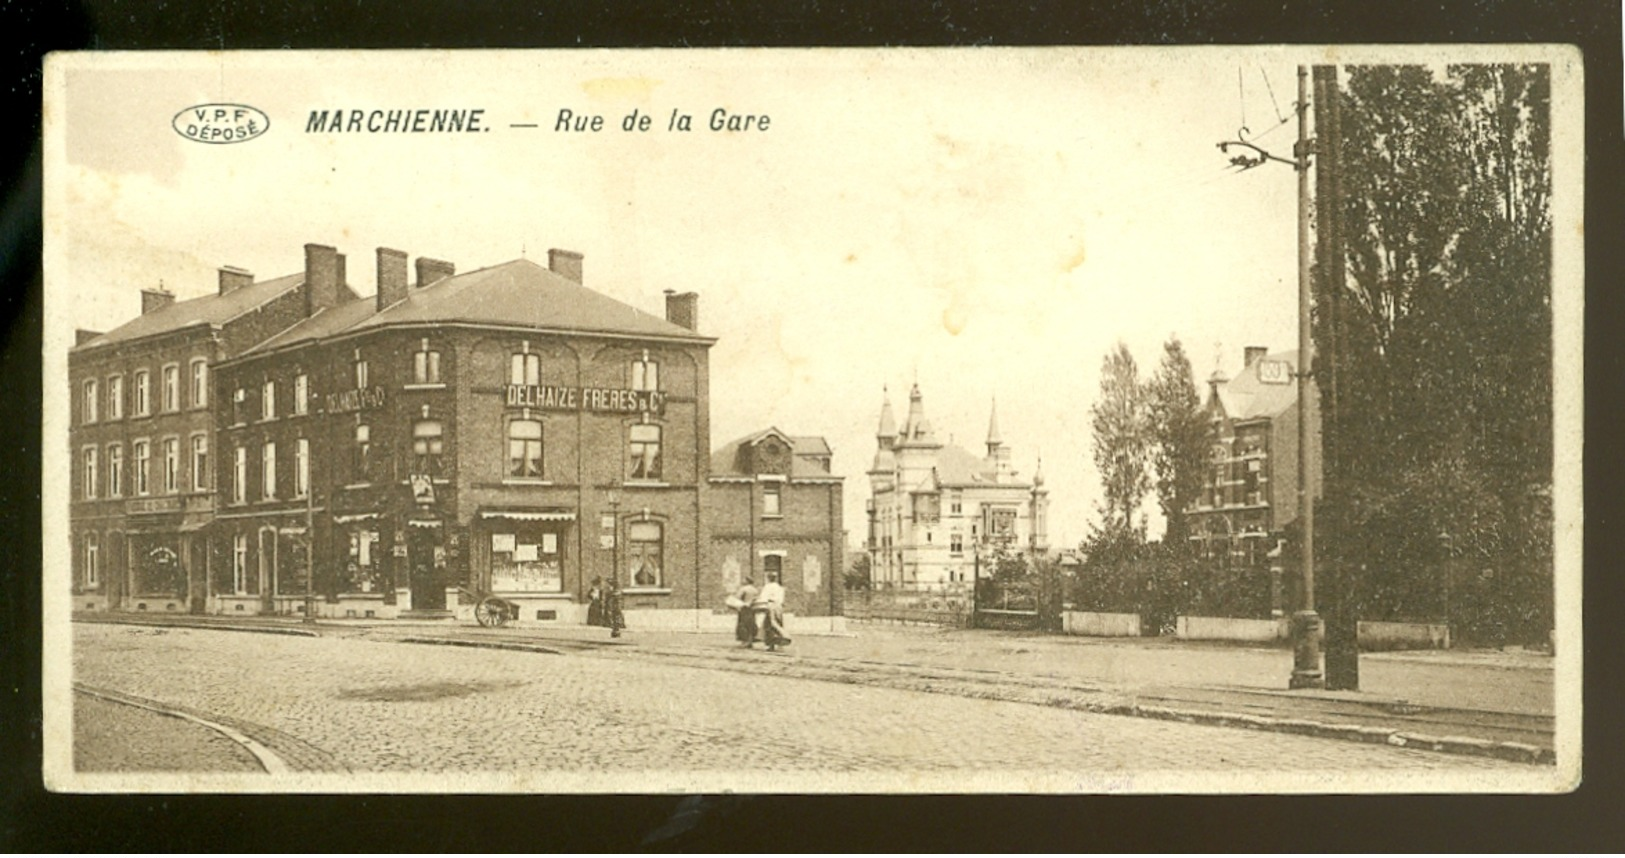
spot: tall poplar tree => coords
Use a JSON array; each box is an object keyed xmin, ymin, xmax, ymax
[
  {"xmin": 1145, "ymin": 336, "xmax": 1209, "ymax": 543},
  {"xmin": 1089, "ymin": 342, "xmax": 1150, "ymax": 536}
]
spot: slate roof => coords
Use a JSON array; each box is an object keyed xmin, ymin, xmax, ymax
[
  {"xmin": 244, "ymin": 258, "xmax": 711, "ymax": 356},
  {"xmin": 711, "ymin": 428, "xmax": 838, "ymax": 479},
  {"xmin": 932, "ymin": 443, "xmax": 1028, "ymax": 488},
  {"xmin": 72, "ymin": 272, "xmax": 305, "ymax": 351},
  {"xmin": 1214, "ymin": 349, "xmax": 1301, "ymax": 421}
]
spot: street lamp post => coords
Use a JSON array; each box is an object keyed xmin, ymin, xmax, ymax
[
  {"xmin": 970, "ymin": 543, "xmax": 980, "ymax": 630},
  {"xmin": 1438, "ymin": 531, "xmax": 1454, "ymax": 649}
]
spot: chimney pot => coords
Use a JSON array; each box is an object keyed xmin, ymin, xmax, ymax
[
  {"xmin": 548, "ymin": 248, "xmax": 584, "ymax": 283},
  {"xmin": 665, "ymin": 291, "xmax": 699, "ymax": 332},
  {"xmin": 415, "ymin": 257, "xmax": 456, "ymax": 288},
  {"xmin": 1244, "ymin": 346, "xmax": 1268, "ymax": 368},
  {"xmin": 376, "ymin": 247, "xmax": 409, "ymax": 311},
  {"xmin": 218, "ymin": 266, "xmax": 254, "ymax": 296},
  {"xmin": 140, "ymin": 287, "xmax": 175, "ymax": 315}
]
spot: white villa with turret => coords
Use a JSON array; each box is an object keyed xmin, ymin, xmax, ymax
[{"xmin": 864, "ymin": 384, "xmax": 1049, "ymax": 588}]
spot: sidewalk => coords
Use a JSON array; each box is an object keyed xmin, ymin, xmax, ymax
[{"xmin": 73, "ymin": 612, "xmax": 1557, "ymax": 763}]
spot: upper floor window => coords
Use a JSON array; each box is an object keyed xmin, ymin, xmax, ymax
[
  {"xmin": 352, "ymin": 424, "xmax": 371, "ymax": 482},
  {"xmin": 161, "ymin": 365, "xmax": 180, "ymax": 412},
  {"xmin": 261, "ymin": 442, "xmax": 277, "ymax": 499},
  {"xmin": 629, "ymin": 423, "xmax": 662, "ymax": 480},
  {"xmin": 632, "ymin": 352, "xmax": 659, "ymax": 391},
  {"xmin": 163, "ymin": 437, "xmax": 179, "ymax": 494},
  {"xmin": 106, "ymin": 444, "xmax": 123, "ymax": 497},
  {"xmin": 133, "ymin": 370, "xmax": 151, "ymax": 416},
  {"xmin": 414, "ymin": 340, "xmax": 442, "ymax": 384},
  {"xmin": 82, "ymin": 379, "xmax": 97, "ymax": 424},
  {"xmin": 134, "ymin": 440, "xmax": 150, "ymax": 495},
  {"xmin": 354, "ymin": 359, "xmax": 369, "ymax": 390},
  {"xmin": 950, "ymin": 532, "xmax": 964, "ymax": 554},
  {"xmin": 510, "ymin": 352, "xmax": 540, "ymax": 387},
  {"xmin": 293, "ymin": 373, "xmax": 309, "ymax": 415},
  {"xmin": 506, "ymin": 419, "xmax": 542, "ymax": 478},
  {"xmin": 762, "ymin": 482, "xmax": 782, "ymax": 517},
  {"xmin": 82, "ymin": 447, "xmax": 97, "ymax": 499},
  {"xmin": 232, "ymin": 447, "xmax": 247, "ymax": 504},
  {"xmin": 261, "ymin": 380, "xmax": 276, "ymax": 420},
  {"xmin": 232, "ymin": 388, "xmax": 247, "ymax": 425},
  {"xmin": 949, "ymin": 492, "xmax": 962, "ymax": 515},
  {"xmin": 294, "ymin": 438, "xmax": 309, "ymax": 498},
  {"xmin": 190, "ymin": 359, "xmax": 208, "ymax": 409},
  {"xmin": 191, "ymin": 435, "xmax": 208, "ymax": 492},
  {"xmin": 413, "ymin": 420, "xmax": 444, "ymax": 476},
  {"xmin": 107, "ymin": 375, "xmax": 123, "ymax": 420}
]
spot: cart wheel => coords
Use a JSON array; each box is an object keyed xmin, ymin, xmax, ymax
[{"xmin": 476, "ymin": 597, "xmax": 505, "ymax": 627}]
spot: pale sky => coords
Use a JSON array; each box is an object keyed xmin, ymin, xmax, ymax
[{"xmin": 46, "ymin": 48, "xmax": 1329, "ymax": 550}]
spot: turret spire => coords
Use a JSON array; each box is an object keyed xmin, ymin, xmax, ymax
[
  {"xmin": 876, "ymin": 385, "xmax": 897, "ymax": 443},
  {"xmin": 986, "ymin": 395, "xmax": 1003, "ymax": 451}
]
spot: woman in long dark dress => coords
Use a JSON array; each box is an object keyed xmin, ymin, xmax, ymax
[
  {"xmin": 605, "ymin": 578, "xmax": 626, "ymax": 638},
  {"xmin": 586, "ymin": 577, "xmax": 605, "ymax": 627},
  {"xmin": 733, "ymin": 576, "xmax": 759, "ymax": 647}
]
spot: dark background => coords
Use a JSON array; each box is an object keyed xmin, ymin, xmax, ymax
[{"xmin": 3, "ymin": 0, "xmax": 1620, "ymax": 852}]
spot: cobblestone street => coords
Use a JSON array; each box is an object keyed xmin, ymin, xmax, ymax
[{"xmin": 72, "ymin": 624, "xmax": 1525, "ymax": 785}]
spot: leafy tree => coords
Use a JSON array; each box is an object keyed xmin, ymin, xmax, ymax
[
  {"xmin": 844, "ymin": 553, "xmax": 872, "ymax": 590},
  {"xmin": 1089, "ymin": 342, "xmax": 1150, "ymax": 537},
  {"xmin": 1145, "ymin": 336, "xmax": 1210, "ymax": 542}
]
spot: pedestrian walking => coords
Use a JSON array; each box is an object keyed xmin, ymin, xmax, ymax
[
  {"xmin": 753, "ymin": 572, "xmax": 791, "ymax": 652},
  {"xmin": 731, "ymin": 576, "xmax": 760, "ymax": 647},
  {"xmin": 605, "ymin": 578, "xmax": 626, "ymax": 639},
  {"xmin": 586, "ymin": 577, "xmax": 605, "ymax": 628}
]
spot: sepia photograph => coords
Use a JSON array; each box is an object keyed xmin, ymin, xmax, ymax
[{"xmin": 40, "ymin": 46, "xmax": 1581, "ymax": 794}]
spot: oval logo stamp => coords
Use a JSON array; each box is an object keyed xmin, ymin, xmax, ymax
[{"xmin": 172, "ymin": 104, "xmax": 270, "ymax": 144}]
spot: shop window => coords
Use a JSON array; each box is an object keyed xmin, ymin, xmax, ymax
[
  {"xmin": 629, "ymin": 423, "xmax": 662, "ymax": 480},
  {"xmin": 232, "ymin": 446, "xmax": 246, "ymax": 504},
  {"xmin": 162, "ymin": 365, "xmax": 180, "ymax": 412},
  {"xmin": 510, "ymin": 353, "xmax": 540, "ymax": 386},
  {"xmin": 632, "ymin": 353, "xmax": 659, "ymax": 391},
  {"xmin": 627, "ymin": 521, "xmax": 663, "ymax": 588},
  {"xmin": 134, "ymin": 370, "xmax": 150, "ymax": 416},
  {"xmin": 261, "ymin": 442, "xmax": 277, "ymax": 499},
  {"xmin": 490, "ymin": 530, "xmax": 563, "ymax": 592},
  {"xmin": 83, "ymin": 533, "xmax": 99, "ymax": 588},
  {"xmin": 414, "ymin": 342, "xmax": 441, "ymax": 384},
  {"xmin": 762, "ymin": 482, "xmax": 781, "ymax": 517},
  {"xmin": 106, "ymin": 444, "xmax": 123, "ymax": 497},
  {"xmin": 163, "ymin": 438, "xmax": 180, "ymax": 494},
  {"xmin": 345, "ymin": 530, "xmax": 381, "ymax": 593},
  {"xmin": 82, "ymin": 447, "xmax": 97, "ymax": 499},
  {"xmin": 232, "ymin": 533, "xmax": 249, "ymax": 594},
  {"xmin": 506, "ymin": 419, "xmax": 542, "ymax": 478},
  {"xmin": 293, "ymin": 373, "xmax": 309, "ymax": 415},
  {"xmin": 413, "ymin": 420, "xmax": 444, "ymax": 476},
  {"xmin": 294, "ymin": 438, "xmax": 309, "ymax": 498},
  {"xmin": 261, "ymin": 380, "xmax": 276, "ymax": 420},
  {"xmin": 107, "ymin": 374, "xmax": 123, "ymax": 420},
  {"xmin": 135, "ymin": 441, "xmax": 150, "ymax": 496},
  {"xmin": 82, "ymin": 379, "xmax": 97, "ymax": 424},
  {"xmin": 352, "ymin": 424, "xmax": 371, "ymax": 482},
  {"xmin": 192, "ymin": 435, "xmax": 208, "ymax": 492},
  {"xmin": 191, "ymin": 359, "xmax": 208, "ymax": 409}
]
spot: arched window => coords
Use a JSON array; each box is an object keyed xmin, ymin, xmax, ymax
[{"xmin": 507, "ymin": 419, "xmax": 542, "ymax": 478}]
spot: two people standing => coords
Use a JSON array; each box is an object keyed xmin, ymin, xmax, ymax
[
  {"xmin": 588, "ymin": 576, "xmax": 626, "ymax": 638},
  {"xmin": 732, "ymin": 573, "xmax": 791, "ymax": 651}
]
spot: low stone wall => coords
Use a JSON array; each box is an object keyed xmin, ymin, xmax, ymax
[
  {"xmin": 1358, "ymin": 620, "xmax": 1451, "ymax": 651},
  {"xmin": 1061, "ymin": 611, "xmax": 1142, "ymax": 637},
  {"xmin": 1175, "ymin": 615, "xmax": 1290, "ymax": 643}
]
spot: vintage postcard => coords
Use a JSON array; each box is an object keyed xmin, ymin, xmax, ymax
[{"xmin": 41, "ymin": 46, "xmax": 1582, "ymax": 793}]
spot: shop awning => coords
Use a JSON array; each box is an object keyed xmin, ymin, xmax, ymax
[
  {"xmin": 479, "ymin": 509, "xmax": 576, "ymax": 522},
  {"xmin": 406, "ymin": 518, "xmax": 443, "ymax": 528}
]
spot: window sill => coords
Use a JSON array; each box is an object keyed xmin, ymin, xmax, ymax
[
  {"xmin": 761, "ymin": 514, "xmax": 784, "ymax": 521},
  {"xmin": 622, "ymin": 587, "xmax": 672, "ymax": 596},
  {"xmin": 403, "ymin": 383, "xmax": 447, "ymax": 391},
  {"xmin": 257, "ymin": 417, "xmax": 280, "ymax": 424},
  {"xmin": 622, "ymin": 480, "xmax": 670, "ymax": 489},
  {"xmin": 342, "ymin": 482, "xmax": 373, "ymax": 490},
  {"xmin": 502, "ymin": 478, "xmax": 553, "ymax": 486},
  {"xmin": 491, "ymin": 591, "xmax": 573, "ymax": 600}
]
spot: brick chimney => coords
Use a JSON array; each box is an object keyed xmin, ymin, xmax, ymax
[
  {"xmin": 1244, "ymin": 346, "xmax": 1268, "ymax": 368},
  {"xmin": 75, "ymin": 328, "xmax": 104, "ymax": 346},
  {"xmin": 415, "ymin": 257, "xmax": 455, "ymax": 287},
  {"xmin": 548, "ymin": 248, "xmax": 583, "ymax": 283},
  {"xmin": 665, "ymin": 289, "xmax": 699, "ymax": 332},
  {"xmin": 376, "ymin": 247, "xmax": 409, "ymax": 311},
  {"xmin": 141, "ymin": 287, "xmax": 175, "ymax": 315},
  {"xmin": 218, "ymin": 266, "xmax": 254, "ymax": 296},
  {"xmin": 304, "ymin": 243, "xmax": 342, "ymax": 317}
]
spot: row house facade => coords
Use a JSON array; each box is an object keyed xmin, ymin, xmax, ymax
[
  {"xmin": 865, "ymin": 385, "xmax": 1049, "ymax": 588},
  {"xmin": 68, "ymin": 265, "xmax": 324, "ymax": 613},
  {"xmin": 1185, "ymin": 346, "xmax": 1321, "ymax": 572}
]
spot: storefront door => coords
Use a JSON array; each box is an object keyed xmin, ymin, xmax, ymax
[{"xmin": 408, "ymin": 525, "xmax": 445, "ymax": 610}]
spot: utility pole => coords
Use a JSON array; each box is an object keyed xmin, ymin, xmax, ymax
[{"xmin": 1218, "ymin": 65, "xmax": 1324, "ymax": 690}]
